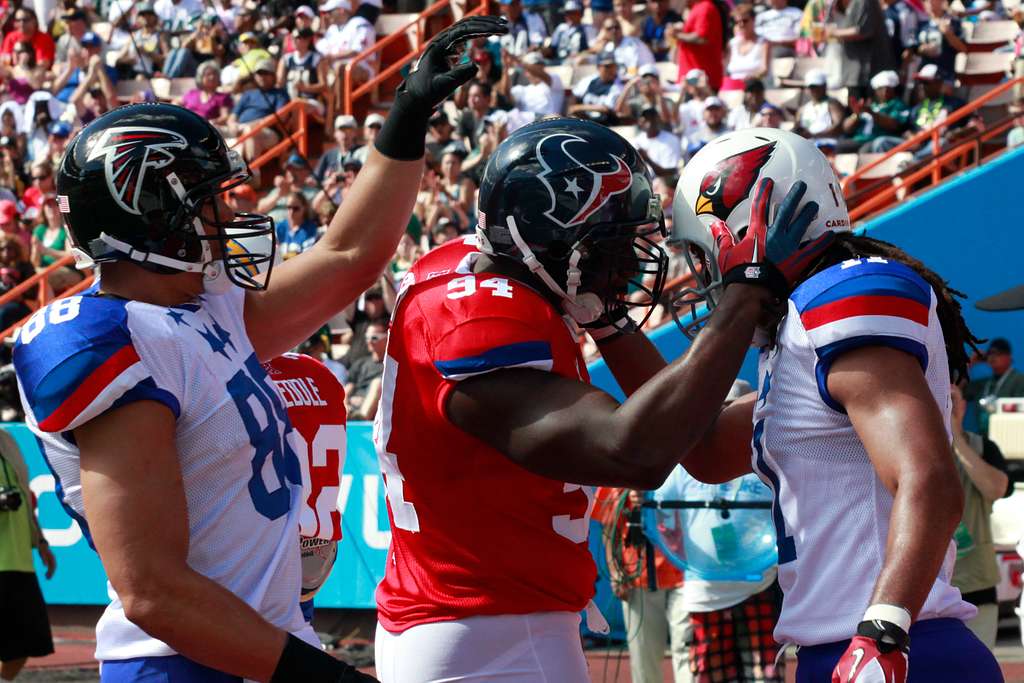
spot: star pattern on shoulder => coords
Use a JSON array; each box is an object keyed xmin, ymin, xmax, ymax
[
  {"xmin": 166, "ymin": 309, "xmax": 190, "ymax": 327},
  {"xmin": 210, "ymin": 318, "xmax": 237, "ymax": 354},
  {"xmin": 198, "ymin": 324, "xmax": 232, "ymax": 360}
]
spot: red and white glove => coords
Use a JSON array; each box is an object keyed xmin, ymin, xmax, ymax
[{"xmin": 832, "ymin": 605, "xmax": 911, "ymax": 683}]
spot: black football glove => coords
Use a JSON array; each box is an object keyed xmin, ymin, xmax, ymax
[{"xmin": 376, "ymin": 15, "xmax": 508, "ymax": 160}]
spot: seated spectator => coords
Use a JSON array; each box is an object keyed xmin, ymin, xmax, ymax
[
  {"xmin": 278, "ymin": 27, "xmax": 329, "ymax": 117},
  {"xmin": 21, "ymin": 160, "xmax": 53, "ymax": 218},
  {"xmin": 616, "ymin": 63, "xmax": 676, "ymax": 123},
  {"xmin": 226, "ymin": 58, "xmax": 289, "ymax": 163},
  {"xmin": 425, "ymin": 112, "xmax": 462, "ymax": 164},
  {"xmin": 0, "ymin": 234, "xmax": 36, "ymax": 331},
  {"xmin": 54, "ymin": 32, "xmax": 117, "ymax": 104},
  {"xmin": 312, "ymin": 158, "xmax": 360, "ymax": 215},
  {"xmin": 0, "ymin": 201, "xmax": 31, "ymax": 253},
  {"xmin": 31, "ymin": 198, "xmax": 68, "ymax": 269},
  {"xmin": 676, "ymin": 68, "xmax": 712, "ymax": 139},
  {"xmin": 917, "ymin": 0, "xmax": 966, "ymax": 76},
  {"xmin": 641, "ymin": 0, "xmax": 683, "ymax": 61},
  {"xmin": 632, "ymin": 107, "xmax": 682, "ymax": 180},
  {"xmin": 674, "ymin": 0, "xmax": 725, "ymax": 89},
  {"xmin": 0, "ymin": 108, "xmax": 26, "ymax": 165},
  {"xmin": 112, "ymin": 4, "xmax": 169, "ymax": 77},
  {"xmin": 70, "ymin": 84, "xmax": 113, "ymax": 126},
  {"xmin": 259, "ymin": 152, "xmax": 318, "ymax": 224},
  {"xmin": 569, "ymin": 52, "xmax": 625, "ymax": 124},
  {"xmin": 754, "ymin": 102, "xmax": 785, "ymax": 127},
  {"xmin": 439, "ymin": 145, "xmax": 474, "ymax": 227},
  {"xmin": 500, "ymin": 51, "xmax": 556, "ymax": 118},
  {"xmin": 163, "ymin": 15, "xmax": 229, "ymax": 78},
  {"xmin": 756, "ymin": 0, "xmax": 803, "ymax": 59},
  {"xmin": 840, "ymin": 69, "xmax": 910, "ymax": 152},
  {"xmin": 1, "ymin": 9, "xmax": 55, "ymax": 70},
  {"xmin": 965, "ymin": 338, "xmax": 1024, "ymax": 436},
  {"xmin": 813, "ymin": 137, "xmax": 847, "ymax": 177},
  {"xmin": 881, "ymin": 0, "xmax": 921, "ymax": 73},
  {"xmin": 727, "ymin": 77, "xmax": 767, "ymax": 130},
  {"xmin": 344, "ymin": 319, "xmax": 388, "ymax": 420},
  {"xmin": 722, "ymin": 4, "xmax": 769, "ymax": 91},
  {"xmin": 352, "ymin": 113, "xmax": 384, "ymax": 165},
  {"xmin": 1, "ymin": 41, "xmax": 47, "ymax": 106},
  {"xmin": 0, "ymin": 141, "xmax": 23, "ymax": 202},
  {"xmin": 821, "ymin": 0, "xmax": 894, "ymax": 89},
  {"xmin": 499, "ymin": 0, "xmax": 548, "ymax": 56},
  {"xmin": 155, "ymin": 0, "xmax": 205, "ymax": 35},
  {"xmin": 321, "ymin": 0, "xmax": 380, "ymax": 85},
  {"xmin": 222, "ymin": 32, "xmax": 271, "ymax": 88},
  {"xmin": 685, "ymin": 96, "xmax": 732, "ymax": 158},
  {"xmin": 904, "ymin": 64, "xmax": 965, "ymax": 160},
  {"xmin": 299, "ymin": 330, "xmax": 348, "ymax": 385},
  {"xmin": 178, "ymin": 60, "xmax": 233, "ymax": 127},
  {"xmin": 612, "ymin": 0, "xmax": 642, "ymax": 37},
  {"xmin": 431, "ymin": 217, "xmax": 461, "ymax": 246},
  {"xmin": 546, "ymin": 0, "xmax": 594, "ymax": 63},
  {"xmin": 341, "ymin": 288, "xmax": 389, "ymax": 367},
  {"xmin": 275, "ymin": 192, "xmax": 319, "ymax": 259},
  {"xmin": 458, "ymin": 80, "xmax": 495, "ymax": 150},
  {"xmin": 794, "ymin": 69, "xmax": 846, "ymax": 138},
  {"xmin": 54, "ymin": 8, "xmax": 89, "ymax": 66},
  {"xmin": 583, "ymin": 19, "xmax": 654, "ymax": 74},
  {"xmin": 280, "ymin": 6, "xmax": 318, "ymax": 55},
  {"xmin": 316, "ymin": 114, "xmax": 363, "ymax": 180},
  {"xmin": 23, "ymin": 93, "xmax": 65, "ymax": 165}
]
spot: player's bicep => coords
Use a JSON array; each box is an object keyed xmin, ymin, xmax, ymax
[
  {"xmin": 826, "ymin": 345, "xmax": 953, "ymax": 494},
  {"xmin": 682, "ymin": 392, "xmax": 756, "ymax": 483},
  {"xmin": 74, "ymin": 400, "xmax": 190, "ymax": 598}
]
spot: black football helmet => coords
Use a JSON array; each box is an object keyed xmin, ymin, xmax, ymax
[
  {"xmin": 476, "ymin": 117, "xmax": 667, "ymax": 327},
  {"xmin": 56, "ymin": 103, "xmax": 275, "ymax": 291}
]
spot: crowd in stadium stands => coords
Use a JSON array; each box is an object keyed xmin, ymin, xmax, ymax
[{"xmin": 0, "ymin": 0, "xmax": 1019, "ymax": 417}]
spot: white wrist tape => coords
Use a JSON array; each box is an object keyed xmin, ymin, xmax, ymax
[{"xmin": 863, "ymin": 603, "xmax": 912, "ymax": 633}]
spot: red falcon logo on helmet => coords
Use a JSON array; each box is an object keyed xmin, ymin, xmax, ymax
[
  {"xmin": 695, "ymin": 142, "xmax": 776, "ymax": 221},
  {"xmin": 536, "ymin": 133, "xmax": 633, "ymax": 229},
  {"xmin": 86, "ymin": 126, "xmax": 189, "ymax": 215}
]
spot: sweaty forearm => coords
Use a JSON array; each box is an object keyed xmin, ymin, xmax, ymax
[
  {"xmin": 597, "ymin": 330, "xmax": 668, "ymax": 397},
  {"xmin": 870, "ymin": 470, "xmax": 963, "ymax": 619}
]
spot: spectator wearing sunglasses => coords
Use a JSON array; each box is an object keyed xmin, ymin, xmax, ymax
[
  {"xmin": 275, "ymin": 192, "xmax": 318, "ymax": 260},
  {"xmin": 0, "ymin": 10, "xmax": 55, "ymax": 69},
  {"xmin": 343, "ymin": 318, "xmax": 387, "ymax": 421}
]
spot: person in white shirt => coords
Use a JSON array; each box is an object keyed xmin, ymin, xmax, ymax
[
  {"xmin": 318, "ymin": 0, "xmax": 380, "ymax": 84},
  {"xmin": 633, "ymin": 107, "xmax": 682, "ymax": 179},
  {"xmin": 675, "ymin": 68, "xmax": 712, "ymax": 140},
  {"xmin": 794, "ymin": 68, "xmax": 846, "ymax": 139},
  {"xmin": 501, "ymin": 51, "xmax": 557, "ymax": 117},
  {"xmin": 154, "ymin": 0, "xmax": 204, "ymax": 33},
  {"xmin": 726, "ymin": 77, "xmax": 766, "ymax": 130},
  {"xmin": 684, "ymin": 96, "xmax": 731, "ymax": 159},
  {"xmin": 722, "ymin": 3, "xmax": 769, "ymax": 90},
  {"xmin": 569, "ymin": 53, "xmax": 625, "ymax": 124},
  {"xmin": 582, "ymin": 19, "xmax": 654, "ymax": 75},
  {"xmin": 754, "ymin": 0, "xmax": 803, "ymax": 59}
]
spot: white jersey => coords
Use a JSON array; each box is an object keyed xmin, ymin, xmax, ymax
[
  {"xmin": 751, "ymin": 257, "xmax": 975, "ymax": 646},
  {"xmin": 13, "ymin": 285, "xmax": 316, "ymax": 661}
]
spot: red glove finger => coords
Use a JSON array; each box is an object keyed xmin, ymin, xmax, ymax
[
  {"xmin": 832, "ymin": 635, "xmax": 908, "ymax": 683},
  {"xmin": 709, "ymin": 219, "xmax": 735, "ymax": 252},
  {"xmin": 746, "ymin": 177, "xmax": 774, "ymax": 247}
]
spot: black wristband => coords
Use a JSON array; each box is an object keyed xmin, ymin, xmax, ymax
[
  {"xmin": 271, "ymin": 634, "xmax": 361, "ymax": 683},
  {"xmin": 721, "ymin": 261, "xmax": 789, "ymax": 300},
  {"xmin": 374, "ymin": 100, "xmax": 429, "ymax": 161},
  {"xmin": 856, "ymin": 618, "xmax": 910, "ymax": 654}
]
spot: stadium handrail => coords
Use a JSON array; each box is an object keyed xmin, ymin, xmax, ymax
[
  {"xmin": 841, "ymin": 76, "xmax": 1022, "ymax": 213},
  {"xmin": 341, "ymin": 0, "xmax": 490, "ymax": 115},
  {"xmin": 230, "ymin": 99, "xmax": 313, "ymax": 172}
]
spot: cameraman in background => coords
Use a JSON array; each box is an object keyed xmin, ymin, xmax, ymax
[{"xmin": 0, "ymin": 427, "xmax": 56, "ymax": 681}]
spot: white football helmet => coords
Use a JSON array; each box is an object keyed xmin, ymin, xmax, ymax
[{"xmin": 670, "ymin": 128, "xmax": 851, "ymax": 338}]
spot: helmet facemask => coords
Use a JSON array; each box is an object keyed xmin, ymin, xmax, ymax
[{"xmin": 670, "ymin": 231, "xmax": 723, "ymax": 340}]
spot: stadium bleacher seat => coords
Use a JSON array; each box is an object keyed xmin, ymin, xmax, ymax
[
  {"xmin": 718, "ymin": 89, "xmax": 744, "ymax": 110},
  {"xmin": 778, "ymin": 56, "xmax": 825, "ymax": 88},
  {"xmin": 115, "ymin": 79, "xmax": 153, "ymax": 102},
  {"xmin": 376, "ymin": 12, "xmax": 421, "ymax": 50},
  {"xmin": 965, "ymin": 20, "xmax": 1018, "ymax": 52},
  {"xmin": 654, "ymin": 61, "xmax": 676, "ymax": 84},
  {"xmin": 764, "ymin": 87, "xmax": 802, "ymax": 112},
  {"xmin": 955, "ymin": 51, "xmax": 1014, "ymax": 86}
]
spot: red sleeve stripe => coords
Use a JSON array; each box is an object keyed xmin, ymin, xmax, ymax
[
  {"xmin": 800, "ymin": 295, "xmax": 929, "ymax": 331},
  {"xmin": 38, "ymin": 344, "xmax": 142, "ymax": 432}
]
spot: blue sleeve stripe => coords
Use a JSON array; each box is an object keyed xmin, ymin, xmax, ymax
[
  {"xmin": 434, "ymin": 341, "xmax": 554, "ymax": 379},
  {"xmin": 814, "ymin": 334, "xmax": 929, "ymax": 413},
  {"xmin": 791, "ymin": 259, "xmax": 929, "ymax": 312},
  {"xmin": 109, "ymin": 377, "xmax": 182, "ymax": 419},
  {"xmin": 801, "ymin": 272, "xmax": 931, "ymax": 314}
]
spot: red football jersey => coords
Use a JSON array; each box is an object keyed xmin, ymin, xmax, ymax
[
  {"xmin": 266, "ymin": 353, "xmax": 347, "ymax": 542},
  {"xmin": 374, "ymin": 241, "xmax": 598, "ymax": 633}
]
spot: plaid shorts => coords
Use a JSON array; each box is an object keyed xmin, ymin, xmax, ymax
[{"xmin": 689, "ymin": 582, "xmax": 784, "ymax": 683}]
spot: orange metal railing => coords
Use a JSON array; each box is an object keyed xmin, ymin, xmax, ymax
[
  {"xmin": 0, "ymin": 255, "xmax": 95, "ymax": 342},
  {"xmin": 841, "ymin": 77, "xmax": 1021, "ymax": 222},
  {"xmin": 341, "ymin": 0, "xmax": 490, "ymax": 115},
  {"xmin": 231, "ymin": 98, "xmax": 313, "ymax": 172}
]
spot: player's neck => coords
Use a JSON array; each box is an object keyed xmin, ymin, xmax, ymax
[
  {"xmin": 472, "ymin": 253, "xmax": 563, "ymax": 310},
  {"xmin": 98, "ymin": 262, "xmax": 205, "ymax": 307}
]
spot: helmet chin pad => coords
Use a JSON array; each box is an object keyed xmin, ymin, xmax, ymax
[{"xmin": 562, "ymin": 292, "xmax": 604, "ymax": 325}]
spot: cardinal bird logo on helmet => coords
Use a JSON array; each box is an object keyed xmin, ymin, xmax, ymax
[
  {"xmin": 695, "ymin": 142, "xmax": 776, "ymax": 221},
  {"xmin": 536, "ymin": 133, "xmax": 633, "ymax": 229},
  {"xmin": 86, "ymin": 126, "xmax": 189, "ymax": 215}
]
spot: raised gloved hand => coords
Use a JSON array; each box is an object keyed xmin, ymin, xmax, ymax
[
  {"xmin": 376, "ymin": 15, "xmax": 508, "ymax": 160},
  {"xmin": 831, "ymin": 612, "xmax": 910, "ymax": 683},
  {"xmin": 711, "ymin": 178, "xmax": 832, "ymax": 300}
]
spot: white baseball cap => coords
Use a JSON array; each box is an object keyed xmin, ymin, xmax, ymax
[
  {"xmin": 295, "ymin": 4, "xmax": 315, "ymax": 16},
  {"xmin": 685, "ymin": 68, "xmax": 706, "ymax": 84},
  {"xmin": 364, "ymin": 113, "xmax": 386, "ymax": 127},
  {"xmin": 703, "ymin": 95, "xmax": 724, "ymax": 109},
  {"xmin": 360, "ymin": 0, "xmax": 382, "ymax": 7},
  {"xmin": 320, "ymin": 0, "xmax": 350, "ymax": 12},
  {"xmin": 804, "ymin": 69, "xmax": 828, "ymax": 87},
  {"xmin": 869, "ymin": 70, "xmax": 900, "ymax": 90},
  {"xmin": 638, "ymin": 64, "xmax": 659, "ymax": 78},
  {"xmin": 334, "ymin": 114, "xmax": 357, "ymax": 129},
  {"xmin": 915, "ymin": 63, "xmax": 942, "ymax": 81}
]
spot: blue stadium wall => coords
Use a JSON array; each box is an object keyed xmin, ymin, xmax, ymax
[{"xmin": 13, "ymin": 148, "xmax": 1024, "ymax": 632}]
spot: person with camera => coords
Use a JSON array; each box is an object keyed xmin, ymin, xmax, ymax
[
  {"xmin": 0, "ymin": 428, "xmax": 57, "ymax": 681},
  {"xmin": 965, "ymin": 338, "xmax": 1024, "ymax": 436}
]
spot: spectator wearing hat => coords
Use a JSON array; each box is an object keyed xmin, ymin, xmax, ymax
[
  {"xmin": 583, "ymin": 18, "xmax": 654, "ymax": 74},
  {"xmin": 425, "ymin": 112, "xmax": 461, "ymax": 164},
  {"xmin": 227, "ymin": 58, "xmax": 290, "ymax": 164},
  {"xmin": 0, "ymin": 8, "xmax": 54, "ymax": 69},
  {"xmin": 0, "ymin": 40, "xmax": 46, "ymax": 106},
  {"xmin": 546, "ymin": 0, "xmax": 594, "ymax": 63},
  {"xmin": 30, "ymin": 196, "xmax": 69, "ymax": 269},
  {"xmin": 907, "ymin": 63, "xmax": 965, "ymax": 149},
  {"xmin": 224, "ymin": 31, "xmax": 272, "ymax": 87},
  {"xmin": 755, "ymin": 0, "xmax": 803, "ymax": 59},
  {"xmin": 54, "ymin": 9, "xmax": 89, "ymax": 66},
  {"xmin": 0, "ymin": 200, "xmax": 30, "ymax": 253},
  {"xmin": 112, "ymin": 4, "xmax": 169, "ymax": 77},
  {"xmin": 726, "ymin": 77, "xmax": 767, "ymax": 130},
  {"xmin": 616, "ymin": 63, "xmax": 675, "ymax": 123},
  {"xmin": 820, "ymin": 0, "xmax": 895, "ymax": 89},
  {"xmin": 281, "ymin": 6, "xmax": 318, "ymax": 54},
  {"xmin": 569, "ymin": 50, "xmax": 625, "ymax": 124},
  {"xmin": 633, "ymin": 107, "xmax": 682, "ymax": 180},
  {"xmin": 279, "ymin": 26, "xmax": 329, "ymax": 116},
  {"xmin": 916, "ymin": 0, "xmax": 966, "ymax": 76},
  {"xmin": 178, "ymin": 61, "xmax": 233, "ymax": 127},
  {"xmin": 44, "ymin": 122, "xmax": 71, "ymax": 169},
  {"xmin": 53, "ymin": 31, "xmax": 117, "ymax": 104},
  {"xmin": 722, "ymin": 4, "xmax": 769, "ymax": 91},
  {"xmin": 499, "ymin": 50, "xmax": 557, "ymax": 118},
  {"xmin": 350, "ymin": 113, "xmax": 385, "ymax": 166},
  {"xmin": 793, "ymin": 68, "xmax": 846, "ymax": 138},
  {"xmin": 316, "ymin": 114, "xmax": 364, "ymax": 181},
  {"xmin": 685, "ymin": 96, "xmax": 732, "ymax": 159},
  {"xmin": 499, "ymin": 0, "xmax": 549, "ymax": 57},
  {"xmin": 965, "ymin": 339, "xmax": 1024, "ymax": 436},
  {"xmin": 674, "ymin": 0, "xmax": 724, "ymax": 90},
  {"xmin": 21, "ymin": 160, "xmax": 53, "ymax": 220},
  {"xmin": 258, "ymin": 151, "xmax": 317, "ymax": 225},
  {"xmin": 754, "ymin": 102, "xmax": 785, "ymax": 127},
  {"xmin": 641, "ymin": 0, "xmax": 683, "ymax": 61},
  {"xmin": 318, "ymin": 0, "xmax": 380, "ymax": 85},
  {"xmin": 155, "ymin": 0, "xmax": 205, "ymax": 34},
  {"xmin": 675, "ymin": 68, "xmax": 712, "ymax": 139},
  {"xmin": 840, "ymin": 69, "xmax": 910, "ymax": 151}
]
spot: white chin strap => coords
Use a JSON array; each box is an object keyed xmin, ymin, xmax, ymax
[{"xmin": 502, "ymin": 216, "xmax": 604, "ymax": 325}]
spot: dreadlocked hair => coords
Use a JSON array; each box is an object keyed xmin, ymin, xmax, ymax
[{"xmin": 803, "ymin": 233, "xmax": 982, "ymax": 383}]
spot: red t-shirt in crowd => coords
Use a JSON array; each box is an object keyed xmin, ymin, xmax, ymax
[
  {"xmin": 1, "ymin": 30, "xmax": 56, "ymax": 64},
  {"xmin": 677, "ymin": 0, "xmax": 724, "ymax": 91}
]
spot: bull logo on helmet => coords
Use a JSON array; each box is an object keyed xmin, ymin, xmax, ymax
[
  {"xmin": 695, "ymin": 142, "xmax": 776, "ymax": 221},
  {"xmin": 86, "ymin": 126, "xmax": 189, "ymax": 216},
  {"xmin": 536, "ymin": 133, "xmax": 633, "ymax": 229}
]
